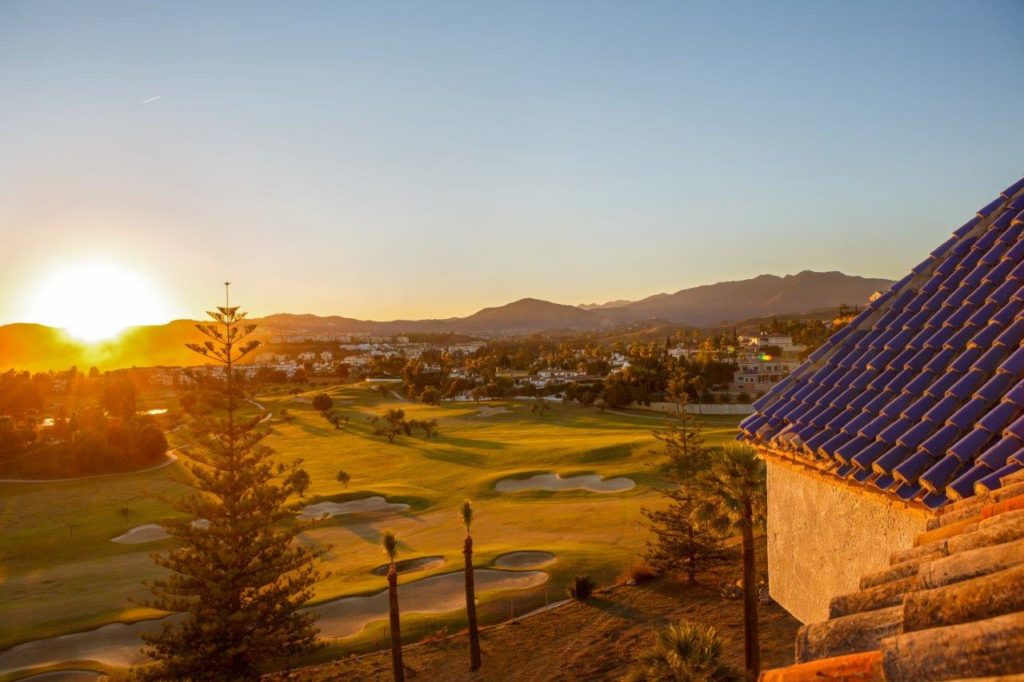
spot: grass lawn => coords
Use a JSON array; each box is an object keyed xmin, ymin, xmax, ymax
[{"xmin": 0, "ymin": 382, "xmax": 741, "ymax": 677}]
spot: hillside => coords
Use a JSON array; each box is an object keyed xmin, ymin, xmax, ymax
[
  {"xmin": 0, "ymin": 271, "xmax": 890, "ymax": 371},
  {"xmin": 269, "ymin": 538, "xmax": 799, "ymax": 681},
  {"xmin": 595, "ymin": 271, "xmax": 892, "ymax": 326},
  {"xmin": 454, "ymin": 298, "xmax": 602, "ymax": 333}
]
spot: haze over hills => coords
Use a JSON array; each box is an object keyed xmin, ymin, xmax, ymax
[
  {"xmin": 1, "ymin": 271, "xmax": 892, "ymax": 371},
  {"xmin": 591, "ymin": 270, "xmax": 894, "ymax": 326}
]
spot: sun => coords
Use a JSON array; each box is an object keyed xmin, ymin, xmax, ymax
[{"xmin": 24, "ymin": 261, "xmax": 171, "ymax": 342}]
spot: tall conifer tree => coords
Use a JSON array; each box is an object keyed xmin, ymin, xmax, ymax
[
  {"xmin": 642, "ymin": 394, "xmax": 733, "ymax": 584},
  {"xmin": 138, "ymin": 285, "xmax": 321, "ymax": 681}
]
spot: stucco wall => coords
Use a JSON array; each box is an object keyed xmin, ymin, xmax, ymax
[{"xmin": 765, "ymin": 456, "xmax": 934, "ymax": 624}]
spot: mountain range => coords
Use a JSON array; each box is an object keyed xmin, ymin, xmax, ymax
[{"xmin": 1, "ymin": 270, "xmax": 892, "ymax": 371}]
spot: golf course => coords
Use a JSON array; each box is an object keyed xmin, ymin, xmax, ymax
[{"xmin": 0, "ymin": 382, "xmax": 742, "ymax": 679}]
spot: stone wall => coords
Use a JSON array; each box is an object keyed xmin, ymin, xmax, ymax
[
  {"xmin": 764, "ymin": 455, "xmax": 934, "ymax": 624},
  {"xmin": 644, "ymin": 402, "xmax": 755, "ymax": 415}
]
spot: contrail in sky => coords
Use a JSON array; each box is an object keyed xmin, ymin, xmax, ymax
[{"xmin": 142, "ymin": 95, "xmax": 161, "ymax": 104}]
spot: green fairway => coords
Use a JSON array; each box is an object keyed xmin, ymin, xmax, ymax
[{"xmin": 0, "ymin": 382, "xmax": 741, "ymax": 674}]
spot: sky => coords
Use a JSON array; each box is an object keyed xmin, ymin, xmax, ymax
[{"xmin": 1, "ymin": 0, "xmax": 1022, "ymax": 326}]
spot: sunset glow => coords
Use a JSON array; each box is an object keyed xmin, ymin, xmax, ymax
[{"xmin": 24, "ymin": 262, "xmax": 170, "ymax": 342}]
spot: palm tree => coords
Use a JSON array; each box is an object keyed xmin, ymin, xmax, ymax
[
  {"xmin": 690, "ymin": 444, "xmax": 766, "ymax": 680},
  {"xmin": 626, "ymin": 620, "xmax": 742, "ymax": 682},
  {"xmin": 381, "ymin": 530, "xmax": 405, "ymax": 682},
  {"xmin": 460, "ymin": 500, "xmax": 482, "ymax": 670}
]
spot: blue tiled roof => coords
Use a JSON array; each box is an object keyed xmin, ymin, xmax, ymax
[{"xmin": 740, "ymin": 175, "xmax": 1024, "ymax": 509}]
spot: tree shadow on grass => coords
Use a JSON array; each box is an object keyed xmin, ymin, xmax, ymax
[
  {"xmin": 422, "ymin": 449, "xmax": 487, "ymax": 468},
  {"xmin": 584, "ymin": 596, "xmax": 647, "ymax": 623},
  {"xmin": 437, "ymin": 436, "xmax": 507, "ymax": 450}
]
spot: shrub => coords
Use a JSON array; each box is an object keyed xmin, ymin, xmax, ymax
[
  {"xmin": 312, "ymin": 393, "xmax": 333, "ymax": 412},
  {"xmin": 567, "ymin": 575, "xmax": 596, "ymax": 601},
  {"xmin": 620, "ymin": 562, "xmax": 659, "ymax": 585},
  {"xmin": 626, "ymin": 621, "xmax": 742, "ymax": 682}
]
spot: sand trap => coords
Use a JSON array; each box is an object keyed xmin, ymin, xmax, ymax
[
  {"xmin": 494, "ymin": 551, "xmax": 558, "ymax": 569},
  {"xmin": 298, "ymin": 496, "xmax": 409, "ymax": 520},
  {"xmin": 110, "ymin": 519, "xmax": 209, "ymax": 544},
  {"xmin": 18, "ymin": 671, "xmax": 108, "ymax": 681},
  {"xmin": 495, "ymin": 472, "xmax": 635, "ymax": 493},
  {"xmin": 314, "ymin": 569, "xmax": 548, "ymax": 638},
  {"xmin": 371, "ymin": 555, "xmax": 446, "ymax": 576},
  {"xmin": 0, "ymin": 569, "xmax": 546, "ymax": 675},
  {"xmin": 475, "ymin": 406, "xmax": 510, "ymax": 417},
  {"xmin": 0, "ymin": 615, "xmax": 183, "ymax": 676}
]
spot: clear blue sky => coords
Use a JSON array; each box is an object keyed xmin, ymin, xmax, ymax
[{"xmin": 1, "ymin": 0, "xmax": 1022, "ymax": 324}]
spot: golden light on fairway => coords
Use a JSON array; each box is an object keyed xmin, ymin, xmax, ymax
[{"xmin": 24, "ymin": 261, "xmax": 171, "ymax": 342}]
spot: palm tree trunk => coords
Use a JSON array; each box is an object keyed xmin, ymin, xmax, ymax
[
  {"xmin": 388, "ymin": 565, "xmax": 405, "ymax": 682},
  {"xmin": 687, "ymin": 525, "xmax": 697, "ymax": 585},
  {"xmin": 741, "ymin": 503, "xmax": 760, "ymax": 680},
  {"xmin": 464, "ymin": 535, "xmax": 482, "ymax": 671}
]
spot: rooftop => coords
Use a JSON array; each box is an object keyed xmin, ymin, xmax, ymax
[
  {"xmin": 759, "ymin": 471, "xmax": 1024, "ymax": 681},
  {"xmin": 740, "ymin": 175, "xmax": 1024, "ymax": 509}
]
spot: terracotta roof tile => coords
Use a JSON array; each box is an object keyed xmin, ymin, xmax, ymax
[{"xmin": 760, "ymin": 493, "xmax": 1024, "ymax": 681}]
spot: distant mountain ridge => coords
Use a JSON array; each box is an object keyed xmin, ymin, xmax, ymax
[
  {"xmin": 0, "ymin": 271, "xmax": 892, "ymax": 371},
  {"xmin": 591, "ymin": 270, "xmax": 893, "ymax": 326}
]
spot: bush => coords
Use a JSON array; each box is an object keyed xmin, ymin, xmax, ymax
[
  {"xmin": 567, "ymin": 575, "xmax": 596, "ymax": 601},
  {"xmin": 312, "ymin": 393, "xmax": 333, "ymax": 412},
  {"xmin": 620, "ymin": 562, "xmax": 659, "ymax": 585},
  {"xmin": 736, "ymin": 391, "xmax": 752, "ymax": 404},
  {"xmin": 626, "ymin": 620, "xmax": 742, "ymax": 682}
]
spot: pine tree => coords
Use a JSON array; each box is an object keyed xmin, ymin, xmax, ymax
[
  {"xmin": 643, "ymin": 396, "xmax": 733, "ymax": 584},
  {"xmin": 137, "ymin": 285, "xmax": 321, "ymax": 681},
  {"xmin": 460, "ymin": 500, "xmax": 482, "ymax": 671}
]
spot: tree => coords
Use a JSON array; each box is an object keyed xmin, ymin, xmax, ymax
[
  {"xmin": 137, "ymin": 289, "xmax": 321, "ymax": 681},
  {"xmin": 626, "ymin": 621, "xmax": 742, "ymax": 682},
  {"xmin": 312, "ymin": 393, "xmax": 333, "ymax": 412},
  {"xmin": 691, "ymin": 444, "xmax": 767, "ymax": 680},
  {"xmin": 469, "ymin": 386, "xmax": 486, "ymax": 404},
  {"xmin": 101, "ymin": 373, "xmax": 137, "ymax": 419},
  {"xmin": 460, "ymin": 501, "xmax": 482, "ymax": 671},
  {"xmin": 336, "ymin": 470, "xmax": 351, "ymax": 488},
  {"xmin": 530, "ymin": 396, "xmax": 550, "ymax": 417},
  {"xmin": 643, "ymin": 401, "xmax": 732, "ymax": 585},
  {"xmin": 602, "ymin": 374, "xmax": 634, "ymax": 408},
  {"xmin": 322, "ymin": 409, "xmax": 347, "ymax": 430},
  {"xmin": 410, "ymin": 418, "xmax": 438, "ymax": 440},
  {"xmin": 287, "ymin": 468, "xmax": 311, "ymax": 497},
  {"xmin": 279, "ymin": 408, "xmax": 294, "ymax": 424},
  {"xmin": 382, "ymin": 530, "xmax": 405, "ymax": 682},
  {"xmin": 420, "ymin": 387, "xmax": 440, "ymax": 405},
  {"xmin": 690, "ymin": 376, "xmax": 707, "ymax": 415}
]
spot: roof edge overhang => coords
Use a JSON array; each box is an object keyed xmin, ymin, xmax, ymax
[{"xmin": 757, "ymin": 444, "xmax": 937, "ymax": 518}]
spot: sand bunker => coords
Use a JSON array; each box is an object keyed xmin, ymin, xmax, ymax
[
  {"xmin": 494, "ymin": 551, "xmax": 558, "ymax": 569},
  {"xmin": 18, "ymin": 671, "xmax": 108, "ymax": 681},
  {"xmin": 0, "ymin": 615, "xmax": 182, "ymax": 676},
  {"xmin": 298, "ymin": 496, "xmax": 409, "ymax": 520},
  {"xmin": 110, "ymin": 519, "xmax": 209, "ymax": 544},
  {"xmin": 314, "ymin": 569, "xmax": 548, "ymax": 638},
  {"xmin": 475, "ymin": 406, "xmax": 510, "ymax": 417},
  {"xmin": 371, "ymin": 555, "xmax": 446, "ymax": 576},
  {"xmin": 0, "ymin": 569, "xmax": 546, "ymax": 675},
  {"xmin": 495, "ymin": 472, "xmax": 635, "ymax": 493}
]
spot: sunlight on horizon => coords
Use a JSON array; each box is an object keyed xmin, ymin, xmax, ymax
[{"xmin": 22, "ymin": 261, "xmax": 171, "ymax": 342}]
